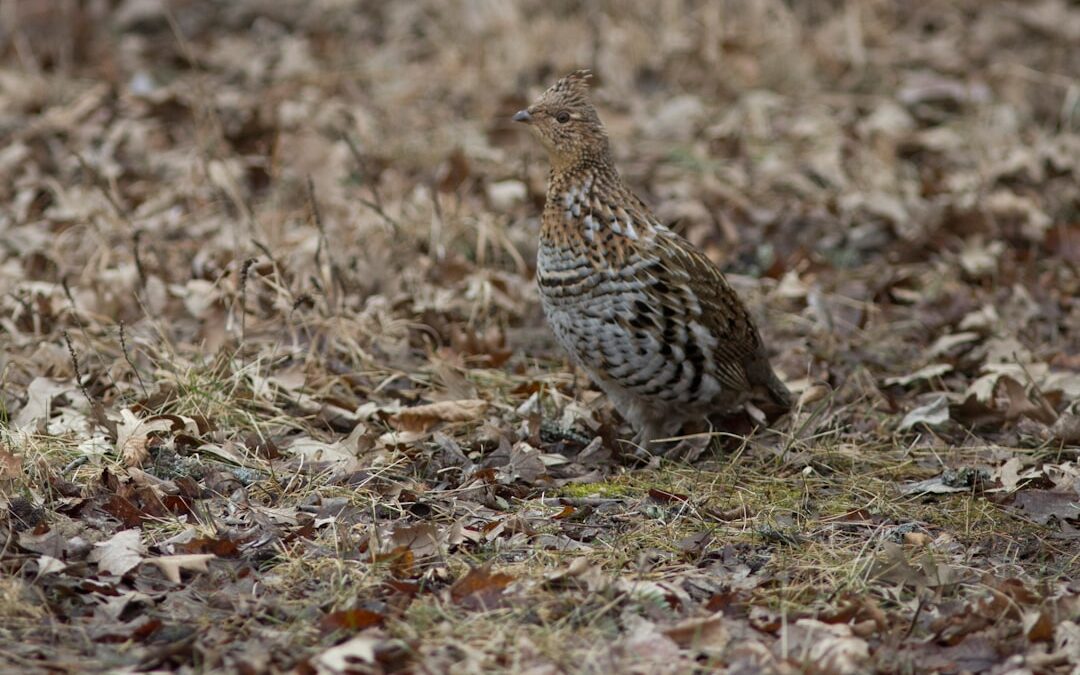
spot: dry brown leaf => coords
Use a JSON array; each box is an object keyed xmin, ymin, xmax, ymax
[
  {"xmin": 1047, "ymin": 412, "xmax": 1080, "ymax": 443},
  {"xmin": 321, "ymin": 608, "xmax": 386, "ymax": 633},
  {"xmin": 783, "ymin": 619, "xmax": 870, "ymax": 675},
  {"xmin": 0, "ymin": 445, "xmax": 23, "ymax": 480},
  {"xmin": 617, "ymin": 617, "xmax": 688, "ymax": 670},
  {"xmin": 388, "ymin": 522, "xmax": 441, "ymax": 558},
  {"xmin": 1012, "ymin": 490, "xmax": 1080, "ymax": 524},
  {"xmin": 662, "ymin": 612, "xmax": 731, "ymax": 654},
  {"xmin": 389, "ymin": 399, "xmax": 488, "ymax": 433},
  {"xmin": 115, "ymin": 409, "xmax": 173, "ymax": 468},
  {"xmin": 449, "ymin": 566, "xmax": 515, "ymax": 611}
]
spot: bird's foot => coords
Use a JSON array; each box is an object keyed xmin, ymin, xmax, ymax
[{"xmin": 629, "ymin": 425, "xmax": 711, "ymax": 462}]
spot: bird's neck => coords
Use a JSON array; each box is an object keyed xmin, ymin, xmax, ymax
[
  {"xmin": 542, "ymin": 156, "xmax": 659, "ymax": 249},
  {"xmin": 548, "ymin": 155, "xmax": 619, "ymax": 194},
  {"xmin": 547, "ymin": 139, "xmax": 615, "ymax": 175}
]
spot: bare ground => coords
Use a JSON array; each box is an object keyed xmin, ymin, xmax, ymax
[{"xmin": 1, "ymin": 1, "xmax": 1079, "ymax": 673}]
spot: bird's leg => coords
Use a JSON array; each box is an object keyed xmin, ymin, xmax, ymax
[
  {"xmin": 631, "ymin": 416, "xmax": 682, "ymax": 458},
  {"xmin": 634, "ymin": 416, "xmax": 713, "ymax": 461}
]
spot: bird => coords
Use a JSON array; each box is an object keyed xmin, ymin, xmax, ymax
[{"xmin": 513, "ymin": 70, "xmax": 792, "ymax": 453}]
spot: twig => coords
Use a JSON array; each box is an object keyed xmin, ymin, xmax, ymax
[
  {"xmin": 306, "ymin": 176, "xmax": 347, "ymax": 309},
  {"xmin": 62, "ymin": 330, "xmax": 93, "ymax": 410},
  {"xmin": 119, "ymin": 321, "xmax": 148, "ymax": 399},
  {"xmin": 132, "ymin": 229, "xmax": 148, "ymax": 288},
  {"xmin": 340, "ymin": 130, "xmax": 400, "ymax": 232},
  {"xmin": 357, "ymin": 195, "xmax": 402, "ymax": 233},
  {"xmin": 429, "ymin": 178, "xmax": 446, "ymax": 261},
  {"xmin": 1013, "ymin": 353, "xmax": 1059, "ymax": 423},
  {"xmin": 68, "ymin": 147, "xmax": 131, "ymax": 224},
  {"xmin": 62, "ymin": 456, "xmax": 89, "ymax": 474},
  {"xmin": 61, "ymin": 276, "xmax": 119, "ymax": 392},
  {"xmin": 903, "ymin": 593, "xmax": 925, "ymax": 640},
  {"xmin": 239, "ymin": 257, "xmax": 255, "ymax": 362}
]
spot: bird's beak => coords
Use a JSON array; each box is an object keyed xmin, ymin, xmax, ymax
[{"xmin": 513, "ymin": 109, "xmax": 532, "ymax": 123}]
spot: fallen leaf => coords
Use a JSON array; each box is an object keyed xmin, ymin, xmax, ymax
[
  {"xmin": 996, "ymin": 457, "xmax": 1023, "ymax": 492},
  {"xmin": 389, "ymin": 399, "xmax": 488, "ymax": 433},
  {"xmin": 321, "ymin": 609, "xmax": 385, "ymax": 633},
  {"xmin": 1001, "ymin": 377, "xmax": 1055, "ymax": 424},
  {"xmin": 313, "ymin": 633, "xmax": 381, "ymax": 672},
  {"xmin": 449, "ymin": 565, "xmax": 514, "ymax": 611},
  {"xmin": 782, "ymin": 619, "xmax": 869, "ymax": 675},
  {"xmin": 0, "ymin": 445, "xmax": 23, "ymax": 479},
  {"xmin": 899, "ymin": 396, "xmax": 950, "ymax": 431},
  {"xmin": 1047, "ymin": 411, "xmax": 1080, "ymax": 443},
  {"xmin": 648, "ymin": 488, "xmax": 689, "ymax": 503},
  {"xmin": 146, "ymin": 554, "xmax": 215, "ymax": 583},
  {"xmin": 662, "ymin": 612, "xmax": 731, "ymax": 654},
  {"xmin": 619, "ymin": 617, "xmax": 684, "ymax": 666},
  {"xmin": 36, "ymin": 554, "xmax": 66, "ymax": 576},
  {"xmin": 926, "ymin": 332, "xmax": 981, "ymax": 359},
  {"xmin": 884, "ymin": 363, "xmax": 953, "ymax": 387},
  {"xmin": 115, "ymin": 408, "xmax": 173, "ymax": 468},
  {"xmin": 1012, "ymin": 490, "xmax": 1080, "ymax": 524},
  {"xmin": 388, "ymin": 522, "xmax": 441, "ymax": 558},
  {"xmin": 546, "ymin": 556, "xmax": 605, "ymax": 585},
  {"xmin": 88, "ymin": 529, "xmax": 145, "ymax": 576},
  {"xmin": 12, "ymin": 377, "xmax": 73, "ymax": 429}
]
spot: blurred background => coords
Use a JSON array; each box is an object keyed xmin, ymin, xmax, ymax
[{"xmin": 1, "ymin": 0, "xmax": 1078, "ymax": 422}]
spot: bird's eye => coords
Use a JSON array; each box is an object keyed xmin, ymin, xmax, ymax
[{"xmin": 555, "ymin": 111, "xmax": 571, "ymax": 124}]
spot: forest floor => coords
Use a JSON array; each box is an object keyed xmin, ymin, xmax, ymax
[{"xmin": 1, "ymin": 1, "xmax": 1079, "ymax": 673}]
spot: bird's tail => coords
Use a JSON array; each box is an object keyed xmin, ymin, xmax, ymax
[{"xmin": 765, "ymin": 371, "xmax": 793, "ymax": 411}]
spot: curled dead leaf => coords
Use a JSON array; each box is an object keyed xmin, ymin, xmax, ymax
[
  {"xmin": 115, "ymin": 409, "xmax": 173, "ymax": 468},
  {"xmin": 449, "ymin": 565, "xmax": 514, "ymax": 611},
  {"xmin": 389, "ymin": 399, "xmax": 488, "ymax": 433},
  {"xmin": 321, "ymin": 608, "xmax": 385, "ymax": 633}
]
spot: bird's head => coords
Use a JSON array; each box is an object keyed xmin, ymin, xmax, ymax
[{"xmin": 514, "ymin": 70, "xmax": 611, "ymax": 169}]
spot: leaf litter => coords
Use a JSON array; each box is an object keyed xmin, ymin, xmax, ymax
[{"xmin": 0, "ymin": 1, "xmax": 1078, "ymax": 673}]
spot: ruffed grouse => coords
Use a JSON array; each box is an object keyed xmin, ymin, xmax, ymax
[{"xmin": 514, "ymin": 70, "xmax": 791, "ymax": 451}]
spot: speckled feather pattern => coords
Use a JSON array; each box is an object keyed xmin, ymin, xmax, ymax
[{"xmin": 519, "ymin": 71, "xmax": 791, "ymax": 447}]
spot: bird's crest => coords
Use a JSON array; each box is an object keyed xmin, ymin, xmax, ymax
[{"xmin": 545, "ymin": 69, "xmax": 593, "ymax": 107}]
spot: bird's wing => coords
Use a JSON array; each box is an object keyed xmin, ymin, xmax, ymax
[{"xmin": 652, "ymin": 230, "xmax": 765, "ymax": 390}]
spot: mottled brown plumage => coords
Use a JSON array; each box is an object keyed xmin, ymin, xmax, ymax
[{"xmin": 515, "ymin": 71, "xmax": 791, "ymax": 451}]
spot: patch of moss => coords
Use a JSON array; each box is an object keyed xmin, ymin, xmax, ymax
[{"xmin": 556, "ymin": 479, "xmax": 636, "ymax": 499}]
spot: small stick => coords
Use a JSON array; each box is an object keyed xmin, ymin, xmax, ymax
[
  {"xmin": 62, "ymin": 330, "xmax": 93, "ymax": 410},
  {"xmin": 119, "ymin": 321, "xmax": 148, "ymax": 399},
  {"xmin": 306, "ymin": 176, "xmax": 347, "ymax": 308},
  {"xmin": 1014, "ymin": 353, "xmax": 1059, "ymax": 423},
  {"xmin": 132, "ymin": 229, "xmax": 148, "ymax": 288},
  {"xmin": 61, "ymin": 276, "xmax": 119, "ymax": 391},
  {"xmin": 340, "ymin": 131, "xmax": 400, "ymax": 232},
  {"xmin": 239, "ymin": 257, "xmax": 256, "ymax": 360}
]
